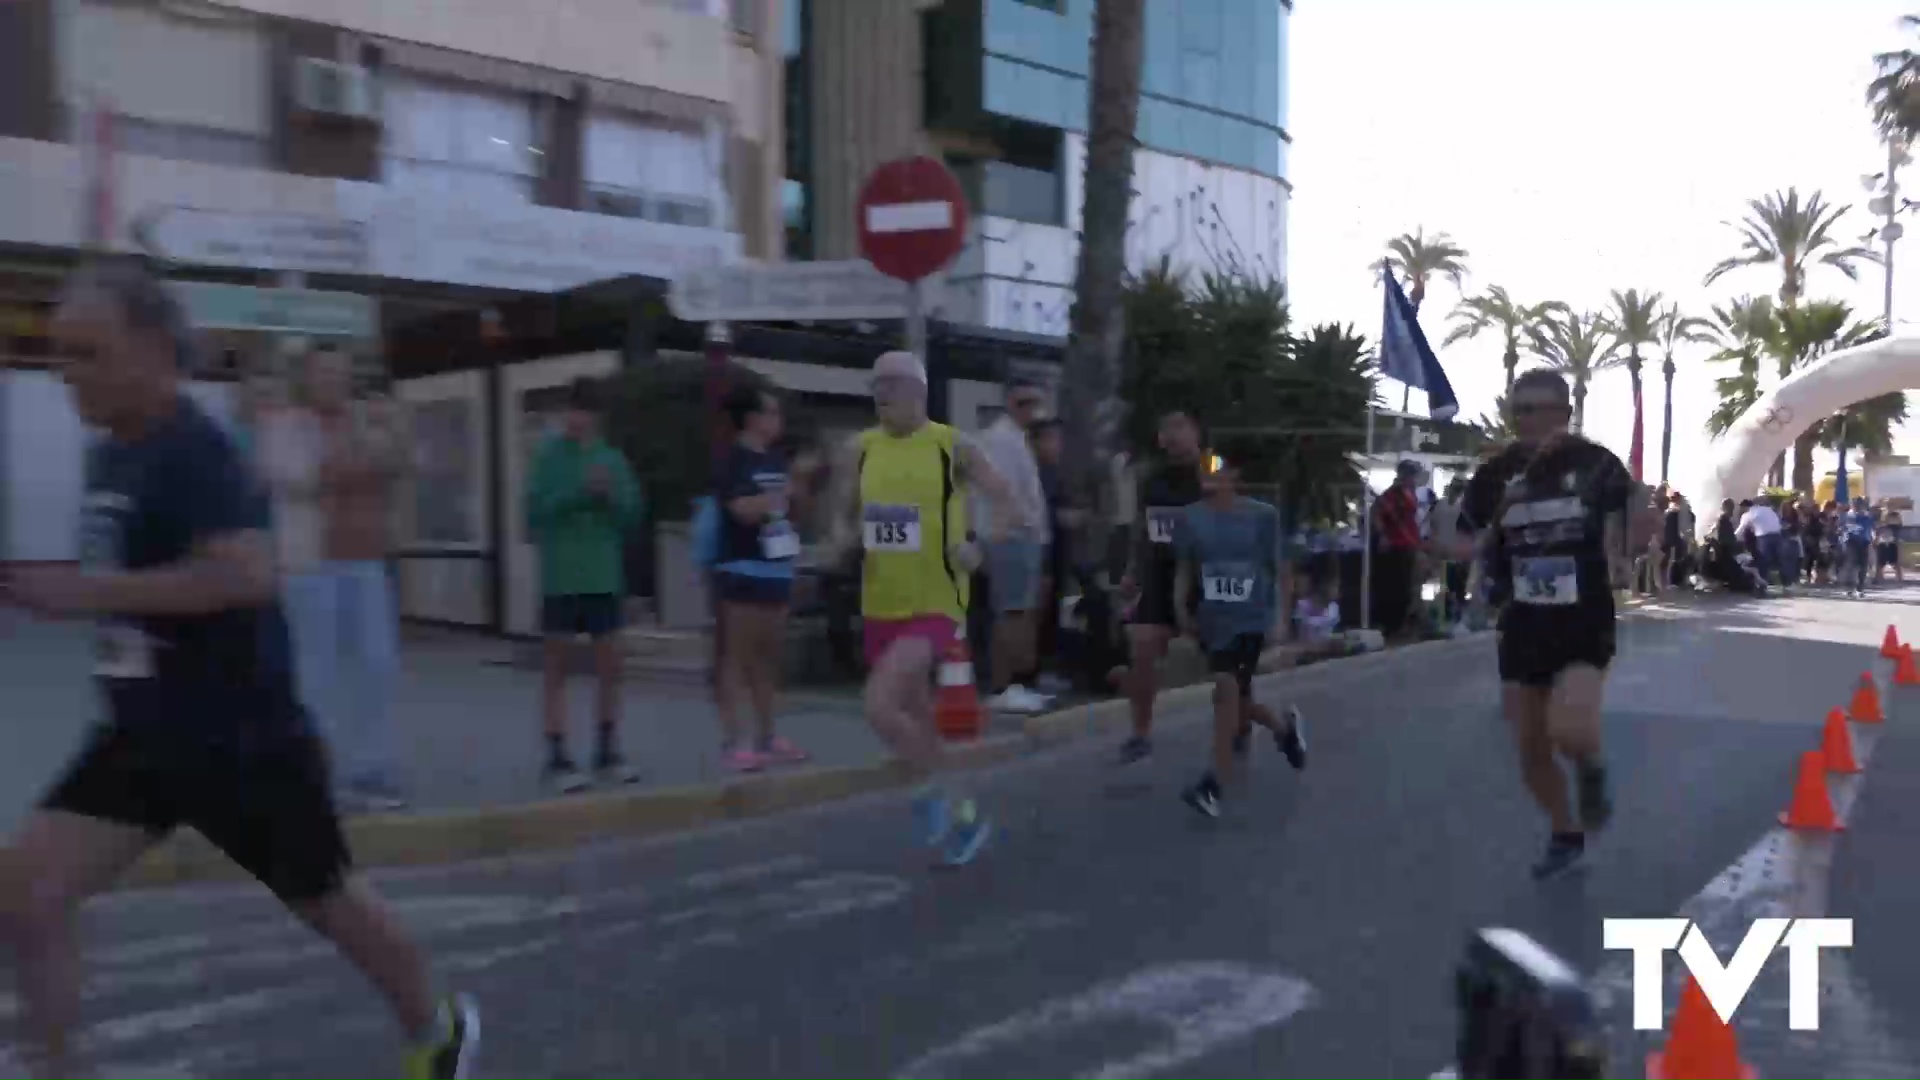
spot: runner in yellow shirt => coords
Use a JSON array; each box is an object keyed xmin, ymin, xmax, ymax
[{"xmin": 825, "ymin": 350, "xmax": 1026, "ymax": 866}]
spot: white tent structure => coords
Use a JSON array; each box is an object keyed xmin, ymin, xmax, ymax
[{"xmin": 1689, "ymin": 335, "xmax": 1920, "ymax": 534}]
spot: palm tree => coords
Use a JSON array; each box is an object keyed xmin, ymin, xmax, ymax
[
  {"xmin": 1526, "ymin": 309, "xmax": 1621, "ymax": 433},
  {"xmin": 1702, "ymin": 298, "xmax": 1774, "ymax": 468},
  {"xmin": 1443, "ymin": 287, "xmax": 1566, "ymax": 394},
  {"xmin": 1383, "ymin": 227, "xmax": 1468, "ymax": 409},
  {"xmin": 1869, "ymin": 15, "xmax": 1920, "ymax": 140},
  {"xmin": 1653, "ymin": 304, "xmax": 1714, "ymax": 485},
  {"xmin": 1058, "ymin": 0, "xmax": 1147, "ymax": 518},
  {"xmin": 1600, "ymin": 288, "xmax": 1663, "ymax": 477},
  {"xmin": 1764, "ymin": 301, "xmax": 1882, "ymax": 493},
  {"xmin": 1701, "ymin": 188, "xmax": 1880, "ymax": 309},
  {"xmin": 1473, "ymin": 393, "xmax": 1518, "ymax": 442}
]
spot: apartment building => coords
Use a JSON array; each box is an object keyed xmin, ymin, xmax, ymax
[
  {"xmin": 785, "ymin": 0, "xmax": 1291, "ymax": 342},
  {"xmin": 0, "ymin": 0, "xmax": 785, "ymax": 353}
]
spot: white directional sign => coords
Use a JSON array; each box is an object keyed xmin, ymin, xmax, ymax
[
  {"xmin": 130, "ymin": 205, "xmax": 370, "ymax": 275},
  {"xmin": 169, "ymin": 282, "xmax": 377, "ymax": 338},
  {"xmin": 667, "ymin": 259, "xmax": 945, "ymax": 323}
]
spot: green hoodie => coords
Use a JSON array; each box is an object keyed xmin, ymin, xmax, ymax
[{"xmin": 525, "ymin": 434, "xmax": 643, "ymax": 597}]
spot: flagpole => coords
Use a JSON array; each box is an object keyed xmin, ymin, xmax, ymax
[{"xmin": 1360, "ymin": 404, "xmax": 1374, "ymax": 632}]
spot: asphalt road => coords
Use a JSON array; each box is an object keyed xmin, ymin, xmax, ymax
[{"xmin": 14, "ymin": 588, "xmax": 1920, "ymax": 1079}]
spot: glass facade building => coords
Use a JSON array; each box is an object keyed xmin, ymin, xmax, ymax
[{"xmin": 978, "ymin": 0, "xmax": 1289, "ymax": 180}]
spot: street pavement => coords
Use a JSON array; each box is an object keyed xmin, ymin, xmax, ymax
[{"xmin": 7, "ymin": 586, "xmax": 1920, "ymax": 1078}]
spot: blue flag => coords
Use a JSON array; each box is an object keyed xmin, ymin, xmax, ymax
[
  {"xmin": 1379, "ymin": 269, "xmax": 1459, "ymax": 421},
  {"xmin": 1835, "ymin": 443, "xmax": 1850, "ymax": 505}
]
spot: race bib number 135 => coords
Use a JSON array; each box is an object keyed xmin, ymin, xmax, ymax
[{"xmin": 863, "ymin": 505, "xmax": 922, "ymax": 552}]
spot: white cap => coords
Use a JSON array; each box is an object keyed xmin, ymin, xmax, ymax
[{"xmin": 872, "ymin": 349, "xmax": 927, "ymax": 385}]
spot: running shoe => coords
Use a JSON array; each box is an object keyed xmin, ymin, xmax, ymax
[
  {"xmin": 1117, "ymin": 735, "xmax": 1152, "ymax": 765},
  {"xmin": 1181, "ymin": 777, "xmax": 1222, "ymax": 819},
  {"xmin": 912, "ymin": 790, "xmax": 951, "ymax": 847},
  {"xmin": 758, "ymin": 736, "xmax": 811, "ymax": 765},
  {"xmin": 594, "ymin": 751, "xmax": 641, "ymax": 787},
  {"xmin": 942, "ymin": 800, "xmax": 993, "ymax": 866},
  {"xmin": 1276, "ymin": 705, "xmax": 1308, "ymax": 770},
  {"xmin": 1576, "ymin": 762, "xmax": 1612, "ymax": 831},
  {"xmin": 543, "ymin": 759, "xmax": 589, "ymax": 795},
  {"xmin": 722, "ymin": 746, "xmax": 766, "ymax": 773},
  {"xmin": 1530, "ymin": 833, "xmax": 1587, "ymax": 880},
  {"xmin": 986, "ymin": 686, "xmax": 1049, "ymax": 714},
  {"xmin": 402, "ymin": 993, "xmax": 481, "ymax": 1080}
]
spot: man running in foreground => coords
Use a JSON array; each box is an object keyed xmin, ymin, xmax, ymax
[
  {"xmin": 1114, "ymin": 408, "xmax": 1208, "ymax": 764},
  {"xmin": 1170, "ymin": 446, "xmax": 1306, "ymax": 817},
  {"xmin": 825, "ymin": 350, "xmax": 1025, "ymax": 866},
  {"xmin": 0, "ymin": 260, "xmax": 477, "ymax": 1079},
  {"xmin": 1446, "ymin": 369, "xmax": 1635, "ymax": 879}
]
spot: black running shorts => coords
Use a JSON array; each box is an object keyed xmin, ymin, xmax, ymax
[
  {"xmin": 1134, "ymin": 572, "xmax": 1196, "ymax": 629},
  {"xmin": 1496, "ymin": 606, "xmax": 1616, "ymax": 688},
  {"xmin": 1207, "ymin": 633, "xmax": 1267, "ymax": 695},
  {"xmin": 41, "ymin": 722, "xmax": 352, "ymax": 901}
]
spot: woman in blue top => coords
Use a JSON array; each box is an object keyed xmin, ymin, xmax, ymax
[
  {"xmin": 712, "ymin": 385, "xmax": 816, "ymax": 773},
  {"xmin": 1170, "ymin": 444, "xmax": 1307, "ymax": 819}
]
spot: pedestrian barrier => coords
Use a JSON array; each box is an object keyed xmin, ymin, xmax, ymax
[
  {"xmin": 1645, "ymin": 977, "xmax": 1757, "ymax": 1080},
  {"xmin": 934, "ymin": 633, "xmax": 984, "ymax": 740},
  {"xmin": 1454, "ymin": 632, "xmax": 1906, "ymax": 1078}
]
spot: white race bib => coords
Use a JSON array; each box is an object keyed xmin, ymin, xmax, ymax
[
  {"xmin": 1513, "ymin": 555, "xmax": 1578, "ymax": 606},
  {"xmin": 1146, "ymin": 508, "xmax": 1181, "ymax": 545},
  {"xmin": 760, "ymin": 519, "xmax": 801, "ymax": 560},
  {"xmin": 94, "ymin": 623, "xmax": 154, "ymax": 680},
  {"xmin": 1202, "ymin": 576, "xmax": 1255, "ymax": 603},
  {"xmin": 863, "ymin": 505, "xmax": 922, "ymax": 552}
]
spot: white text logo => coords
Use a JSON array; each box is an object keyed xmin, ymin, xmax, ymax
[{"xmin": 1602, "ymin": 918, "xmax": 1853, "ymax": 1031}]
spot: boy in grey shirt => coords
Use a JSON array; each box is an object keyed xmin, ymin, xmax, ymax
[{"xmin": 1173, "ymin": 445, "xmax": 1307, "ymax": 818}]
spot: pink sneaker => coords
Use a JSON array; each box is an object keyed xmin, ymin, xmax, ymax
[
  {"xmin": 723, "ymin": 747, "xmax": 765, "ymax": 773},
  {"xmin": 760, "ymin": 736, "xmax": 811, "ymax": 765}
]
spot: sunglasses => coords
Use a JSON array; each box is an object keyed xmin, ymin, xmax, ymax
[{"xmin": 1509, "ymin": 401, "xmax": 1569, "ymax": 416}]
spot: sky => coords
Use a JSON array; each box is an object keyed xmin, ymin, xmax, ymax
[{"xmin": 1285, "ymin": 0, "xmax": 1919, "ymax": 493}]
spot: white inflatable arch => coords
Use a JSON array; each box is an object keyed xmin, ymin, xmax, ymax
[{"xmin": 1689, "ymin": 335, "xmax": 1920, "ymax": 536}]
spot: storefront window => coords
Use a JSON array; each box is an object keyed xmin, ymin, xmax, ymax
[{"xmin": 381, "ymin": 74, "xmax": 539, "ymax": 202}]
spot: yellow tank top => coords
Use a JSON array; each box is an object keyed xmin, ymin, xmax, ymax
[{"xmin": 857, "ymin": 422, "xmax": 970, "ymax": 621}]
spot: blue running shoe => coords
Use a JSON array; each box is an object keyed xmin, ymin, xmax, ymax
[
  {"xmin": 942, "ymin": 801, "xmax": 993, "ymax": 866},
  {"xmin": 912, "ymin": 791, "xmax": 950, "ymax": 847}
]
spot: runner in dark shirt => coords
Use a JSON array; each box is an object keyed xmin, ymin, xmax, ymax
[
  {"xmin": 1113, "ymin": 407, "xmax": 1207, "ymax": 764},
  {"xmin": 1447, "ymin": 369, "xmax": 1636, "ymax": 880},
  {"xmin": 1, "ymin": 259, "xmax": 477, "ymax": 1079}
]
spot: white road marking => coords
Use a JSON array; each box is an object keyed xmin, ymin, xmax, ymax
[
  {"xmin": 680, "ymin": 854, "xmax": 816, "ymax": 891},
  {"xmin": 84, "ymin": 984, "xmax": 319, "ymax": 1047},
  {"xmin": 893, "ymin": 961, "xmax": 1316, "ymax": 1079}
]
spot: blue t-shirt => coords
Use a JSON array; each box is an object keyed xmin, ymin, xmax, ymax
[
  {"xmin": 1175, "ymin": 497, "xmax": 1281, "ymax": 649},
  {"xmin": 1843, "ymin": 510, "xmax": 1875, "ymax": 545},
  {"xmin": 82, "ymin": 396, "xmax": 307, "ymax": 745},
  {"xmin": 714, "ymin": 444, "xmax": 798, "ymax": 584}
]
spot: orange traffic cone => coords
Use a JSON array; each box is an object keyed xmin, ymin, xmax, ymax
[
  {"xmin": 1822, "ymin": 708, "xmax": 1861, "ymax": 774},
  {"xmin": 1849, "ymin": 673, "xmax": 1885, "ymax": 723},
  {"xmin": 1645, "ymin": 977, "xmax": 1756, "ymax": 1080},
  {"xmin": 1883, "ymin": 624, "xmax": 1904, "ymax": 659},
  {"xmin": 934, "ymin": 632, "xmax": 984, "ymax": 741},
  {"xmin": 1899, "ymin": 644, "xmax": 1920, "ymax": 687},
  {"xmin": 1779, "ymin": 749, "xmax": 1844, "ymax": 831}
]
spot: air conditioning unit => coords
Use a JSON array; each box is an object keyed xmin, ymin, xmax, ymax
[{"xmin": 293, "ymin": 57, "xmax": 380, "ymax": 122}]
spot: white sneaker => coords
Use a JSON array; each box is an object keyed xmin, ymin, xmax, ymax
[
  {"xmin": 1014, "ymin": 684, "xmax": 1056, "ymax": 710},
  {"xmin": 987, "ymin": 687, "xmax": 1046, "ymax": 714}
]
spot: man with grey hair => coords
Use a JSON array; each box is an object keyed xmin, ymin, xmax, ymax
[
  {"xmin": 824, "ymin": 348, "xmax": 1026, "ymax": 866},
  {"xmin": 0, "ymin": 259, "xmax": 477, "ymax": 1079}
]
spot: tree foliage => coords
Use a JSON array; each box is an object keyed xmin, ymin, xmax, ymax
[
  {"xmin": 599, "ymin": 357, "xmax": 775, "ymax": 523},
  {"xmin": 1117, "ymin": 265, "xmax": 1375, "ymax": 527}
]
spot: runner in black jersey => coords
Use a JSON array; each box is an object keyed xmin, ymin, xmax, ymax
[
  {"xmin": 1113, "ymin": 408, "xmax": 1206, "ymax": 763},
  {"xmin": 1448, "ymin": 370, "xmax": 1638, "ymax": 879}
]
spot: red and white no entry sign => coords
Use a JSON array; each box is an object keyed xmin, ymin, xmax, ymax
[{"xmin": 856, "ymin": 156, "xmax": 969, "ymax": 284}]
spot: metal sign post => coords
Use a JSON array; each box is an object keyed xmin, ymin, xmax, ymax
[{"xmin": 1360, "ymin": 405, "xmax": 1374, "ymax": 632}]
